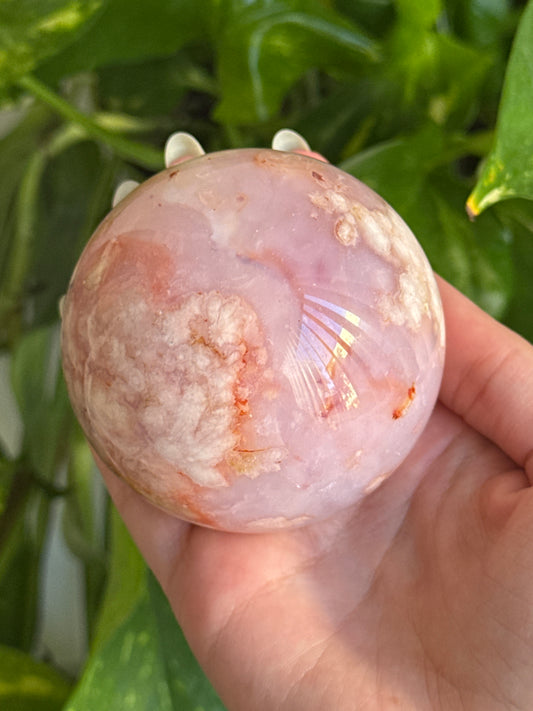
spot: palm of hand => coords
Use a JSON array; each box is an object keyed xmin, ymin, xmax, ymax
[{"xmin": 101, "ymin": 279, "xmax": 533, "ymax": 711}]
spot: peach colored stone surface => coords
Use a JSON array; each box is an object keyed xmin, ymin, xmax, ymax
[{"xmin": 61, "ymin": 149, "xmax": 445, "ymax": 531}]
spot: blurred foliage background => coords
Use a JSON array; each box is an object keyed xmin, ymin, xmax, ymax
[{"xmin": 0, "ymin": 0, "xmax": 532, "ymax": 708}]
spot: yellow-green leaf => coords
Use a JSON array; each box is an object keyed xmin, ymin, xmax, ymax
[
  {"xmin": 467, "ymin": 0, "xmax": 533, "ymax": 216},
  {"xmin": 0, "ymin": 644, "xmax": 71, "ymax": 711}
]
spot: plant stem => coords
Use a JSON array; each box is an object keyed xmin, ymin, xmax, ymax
[
  {"xmin": 18, "ymin": 74, "xmax": 164, "ymax": 170},
  {"xmin": 0, "ymin": 467, "xmax": 32, "ymax": 553}
]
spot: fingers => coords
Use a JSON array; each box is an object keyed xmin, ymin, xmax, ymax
[
  {"xmin": 271, "ymin": 128, "xmax": 328, "ymax": 162},
  {"xmin": 164, "ymin": 132, "xmax": 205, "ymax": 167},
  {"xmin": 437, "ymin": 276, "xmax": 533, "ymax": 480}
]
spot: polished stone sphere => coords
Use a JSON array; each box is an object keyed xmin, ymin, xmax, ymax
[{"xmin": 61, "ymin": 148, "xmax": 445, "ymax": 531}]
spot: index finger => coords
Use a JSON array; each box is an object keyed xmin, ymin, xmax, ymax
[{"xmin": 437, "ymin": 276, "xmax": 533, "ymax": 479}]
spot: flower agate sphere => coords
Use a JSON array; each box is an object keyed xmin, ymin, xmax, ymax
[{"xmin": 61, "ymin": 145, "xmax": 445, "ymax": 532}]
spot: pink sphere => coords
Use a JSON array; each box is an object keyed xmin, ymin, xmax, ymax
[{"xmin": 61, "ymin": 148, "xmax": 445, "ymax": 532}]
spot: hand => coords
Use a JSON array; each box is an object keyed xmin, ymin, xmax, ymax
[{"xmin": 98, "ymin": 276, "xmax": 533, "ymax": 711}]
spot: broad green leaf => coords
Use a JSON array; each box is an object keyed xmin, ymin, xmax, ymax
[
  {"xmin": 91, "ymin": 507, "xmax": 146, "ymax": 652},
  {"xmin": 215, "ymin": 0, "xmax": 379, "ymax": 123},
  {"xmin": 27, "ymin": 141, "xmax": 118, "ymax": 329},
  {"xmin": 66, "ymin": 568, "xmax": 225, "ymax": 710},
  {"xmin": 39, "ymin": 0, "xmax": 207, "ymax": 82},
  {"xmin": 0, "ymin": 0, "xmax": 105, "ymax": 96},
  {"xmin": 394, "ymin": 0, "xmax": 442, "ymax": 28},
  {"xmin": 467, "ymin": 0, "xmax": 533, "ymax": 215},
  {"xmin": 497, "ymin": 200, "xmax": 533, "ymax": 342},
  {"xmin": 147, "ymin": 573, "xmax": 226, "ymax": 711},
  {"xmin": 65, "ymin": 592, "xmax": 172, "ymax": 711},
  {"xmin": 420, "ymin": 178, "xmax": 514, "ymax": 317},
  {"xmin": 0, "ymin": 644, "xmax": 71, "ymax": 711},
  {"xmin": 386, "ymin": 25, "xmax": 491, "ymax": 129}
]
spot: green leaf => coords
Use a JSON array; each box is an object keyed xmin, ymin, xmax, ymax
[
  {"xmin": 39, "ymin": 0, "xmax": 207, "ymax": 81},
  {"xmin": 386, "ymin": 24, "xmax": 491, "ymax": 129},
  {"xmin": 0, "ymin": 644, "xmax": 71, "ymax": 711},
  {"xmin": 467, "ymin": 0, "xmax": 533, "ymax": 215},
  {"xmin": 90, "ymin": 507, "xmax": 146, "ymax": 653},
  {"xmin": 65, "ymin": 592, "xmax": 172, "ymax": 710},
  {"xmin": 498, "ymin": 200, "xmax": 533, "ymax": 342},
  {"xmin": 215, "ymin": 0, "xmax": 379, "ymax": 123},
  {"xmin": 420, "ymin": 177, "xmax": 514, "ymax": 317},
  {"xmin": 0, "ymin": 0, "xmax": 106, "ymax": 97},
  {"xmin": 395, "ymin": 0, "xmax": 442, "ymax": 29},
  {"xmin": 147, "ymin": 573, "xmax": 226, "ymax": 711},
  {"xmin": 66, "ymin": 566, "xmax": 225, "ymax": 710},
  {"xmin": 27, "ymin": 141, "xmax": 118, "ymax": 329},
  {"xmin": 341, "ymin": 124, "xmax": 447, "ymax": 210}
]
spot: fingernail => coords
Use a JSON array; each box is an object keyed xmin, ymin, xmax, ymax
[
  {"xmin": 165, "ymin": 132, "xmax": 205, "ymax": 167},
  {"xmin": 271, "ymin": 128, "xmax": 310, "ymax": 153},
  {"xmin": 112, "ymin": 180, "xmax": 140, "ymax": 207}
]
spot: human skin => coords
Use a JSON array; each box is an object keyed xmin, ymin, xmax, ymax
[{"xmin": 94, "ymin": 273, "xmax": 533, "ymax": 711}]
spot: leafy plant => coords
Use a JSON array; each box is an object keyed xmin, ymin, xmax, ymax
[{"xmin": 0, "ymin": 0, "xmax": 532, "ymax": 708}]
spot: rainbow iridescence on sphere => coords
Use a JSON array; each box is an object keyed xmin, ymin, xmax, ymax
[{"xmin": 61, "ymin": 148, "xmax": 445, "ymax": 532}]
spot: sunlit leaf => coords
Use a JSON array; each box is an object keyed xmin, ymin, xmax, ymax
[
  {"xmin": 39, "ymin": 0, "xmax": 207, "ymax": 81},
  {"xmin": 0, "ymin": 644, "xmax": 71, "ymax": 711},
  {"xmin": 66, "ymin": 567, "xmax": 225, "ymax": 710},
  {"xmin": 90, "ymin": 508, "xmax": 146, "ymax": 653},
  {"xmin": 467, "ymin": 0, "xmax": 533, "ymax": 215},
  {"xmin": 394, "ymin": 0, "xmax": 442, "ymax": 29}
]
